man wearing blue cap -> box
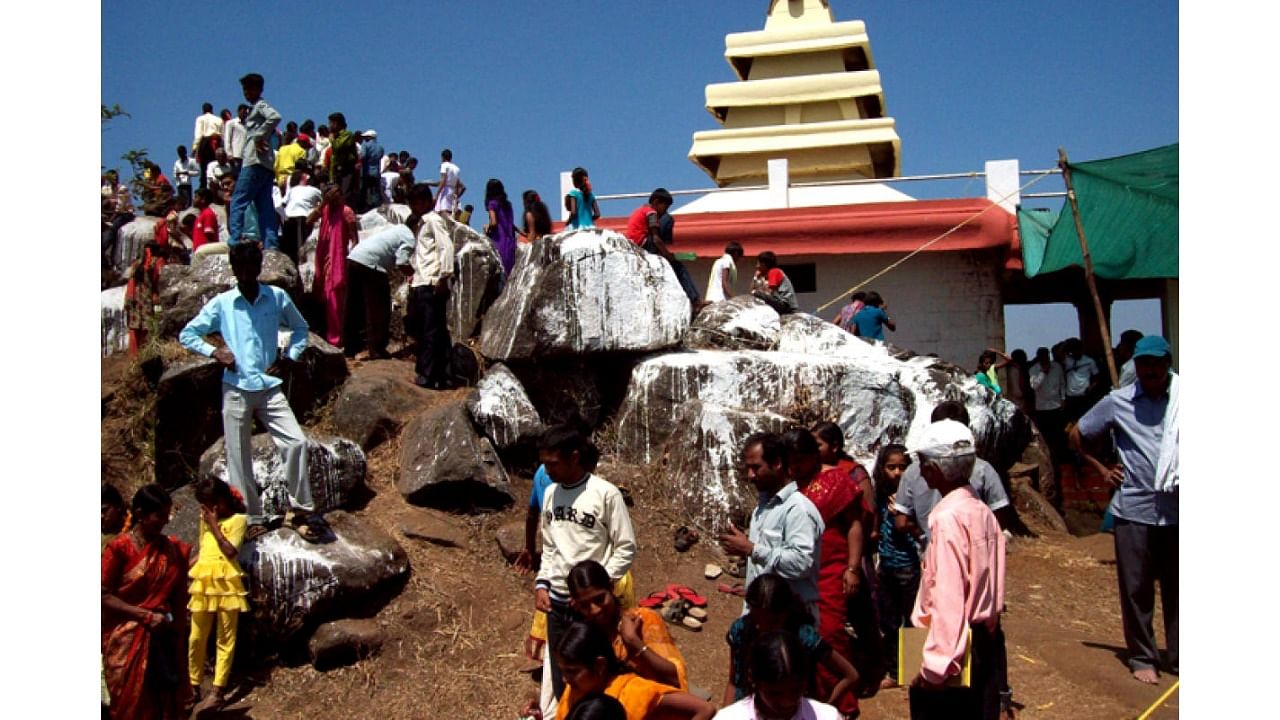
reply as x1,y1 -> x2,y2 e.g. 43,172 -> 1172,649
1070,336 -> 1178,686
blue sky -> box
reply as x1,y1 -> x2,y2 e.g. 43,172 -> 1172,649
100,0 -> 1177,350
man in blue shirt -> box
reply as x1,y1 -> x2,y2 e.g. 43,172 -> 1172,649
717,432 -> 823,617
1071,336 -> 1178,686
227,73 -> 282,249
179,241 -> 324,541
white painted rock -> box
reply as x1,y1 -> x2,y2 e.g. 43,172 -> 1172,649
660,400 -> 795,534
239,510 -> 409,643
466,363 -> 545,452
101,285 -> 128,357
448,222 -> 503,341
198,433 -> 368,517
479,228 -> 691,361
615,349 -> 914,468
112,216 -> 159,272
685,296 -> 781,351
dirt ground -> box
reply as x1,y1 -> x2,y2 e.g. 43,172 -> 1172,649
103,356 -> 1178,719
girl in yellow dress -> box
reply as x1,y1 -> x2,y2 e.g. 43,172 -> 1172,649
187,477 -> 250,714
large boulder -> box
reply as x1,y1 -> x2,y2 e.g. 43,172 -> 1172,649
466,363 -> 545,456
155,249 -> 302,339
331,360 -> 437,450
398,400 -> 514,513
112,216 -> 159,272
684,296 -> 781,351
198,433 -> 367,517
102,285 -> 128,357
659,401 -> 795,533
152,333 -> 349,489
479,228 -> 691,361
614,349 -> 915,468
239,511 -> 409,643
508,360 -> 610,429
448,228 -> 504,340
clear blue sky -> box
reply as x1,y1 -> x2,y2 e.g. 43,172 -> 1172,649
100,0 -> 1177,350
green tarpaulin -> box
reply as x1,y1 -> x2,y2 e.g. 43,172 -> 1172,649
1019,144 -> 1178,279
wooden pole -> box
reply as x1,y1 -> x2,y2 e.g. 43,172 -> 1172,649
1058,148 -> 1120,388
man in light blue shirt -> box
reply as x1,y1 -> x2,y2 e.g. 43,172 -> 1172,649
180,241 -> 322,540
1072,336 -> 1177,685
718,432 -> 823,615
344,221 -> 416,359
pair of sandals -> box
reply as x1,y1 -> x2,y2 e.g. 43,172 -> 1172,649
660,598 -> 708,632
244,513 -> 328,543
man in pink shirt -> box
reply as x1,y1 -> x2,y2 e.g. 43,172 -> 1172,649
908,420 -> 1006,720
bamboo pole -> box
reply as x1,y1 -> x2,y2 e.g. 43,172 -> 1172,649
1058,148 -> 1120,388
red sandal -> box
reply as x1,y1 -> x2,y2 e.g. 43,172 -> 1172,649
666,583 -> 707,607
638,590 -> 671,609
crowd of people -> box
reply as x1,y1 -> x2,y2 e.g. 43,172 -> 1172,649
101,71 -> 1179,719
506,411 -> 1018,720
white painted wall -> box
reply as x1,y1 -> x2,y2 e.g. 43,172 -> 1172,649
685,250 -> 1006,367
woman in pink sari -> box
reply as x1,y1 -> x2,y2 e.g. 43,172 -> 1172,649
309,185 -> 357,345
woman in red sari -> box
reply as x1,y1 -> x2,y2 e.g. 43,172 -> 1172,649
308,184 -> 357,346
102,484 -> 191,720
782,428 -> 862,717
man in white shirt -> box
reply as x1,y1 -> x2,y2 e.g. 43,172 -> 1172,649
192,102 -> 223,190
432,148 -> 465,217
223,104 -> 249,173
206,148 -> 233,187
1029,346 -> 1068,498
1063,337 -> 1102,421
173,145 -> 201,209
704,242 -> 744,303
406,183 -> 456,389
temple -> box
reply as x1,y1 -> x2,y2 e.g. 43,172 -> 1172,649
581,0 -> 1175,366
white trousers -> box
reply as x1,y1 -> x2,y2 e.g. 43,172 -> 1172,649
221,384 -> 312,523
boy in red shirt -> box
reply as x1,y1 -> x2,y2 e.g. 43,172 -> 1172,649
750,251 -> 799,314
624,188 -> 699,305
193,189 -> 221,252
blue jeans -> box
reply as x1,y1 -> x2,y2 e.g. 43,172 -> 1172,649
228,163 -> 278,248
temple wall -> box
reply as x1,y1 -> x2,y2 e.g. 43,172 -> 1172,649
686,249 -> 1006,367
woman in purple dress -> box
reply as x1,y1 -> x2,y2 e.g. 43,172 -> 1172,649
484,178 -> 517,276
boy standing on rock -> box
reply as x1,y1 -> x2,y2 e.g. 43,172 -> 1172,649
533,426 -> 637,703
179,241 -> 325,542
405,183 -> 455,389
227,74 -> 281,249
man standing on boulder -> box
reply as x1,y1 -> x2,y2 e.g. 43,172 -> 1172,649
179,241 -> 326,542
193,102 -> 223,191
718,432 -> 823,618
227,74 -> 281,249
1071,336 -> 1178,686
404,183 -> 455,389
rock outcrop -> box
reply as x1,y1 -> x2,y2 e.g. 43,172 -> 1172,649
239,511 -> 409,643
479,229 -> 690,361
111,216 -> 159,273
659,400 -> 795,533
156,249 -> 302,339
331,360 -> 436,450
448,223 -> 504,340
397,400 -> 514,512
684,296 -> 781,351
198,433 -> 368,517
102,285 -> 128,357
466,363 -> 545,456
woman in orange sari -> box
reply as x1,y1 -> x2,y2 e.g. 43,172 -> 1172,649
566,560 -> 687,691
308,184 -> 357,346
552,623 -> 713,720
784,428 -> 862,717
102,484 -> 191,720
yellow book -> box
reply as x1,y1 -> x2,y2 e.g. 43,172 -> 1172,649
899,626 -> 973,688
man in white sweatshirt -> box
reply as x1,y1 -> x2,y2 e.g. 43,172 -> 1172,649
533,425 -> 637,701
